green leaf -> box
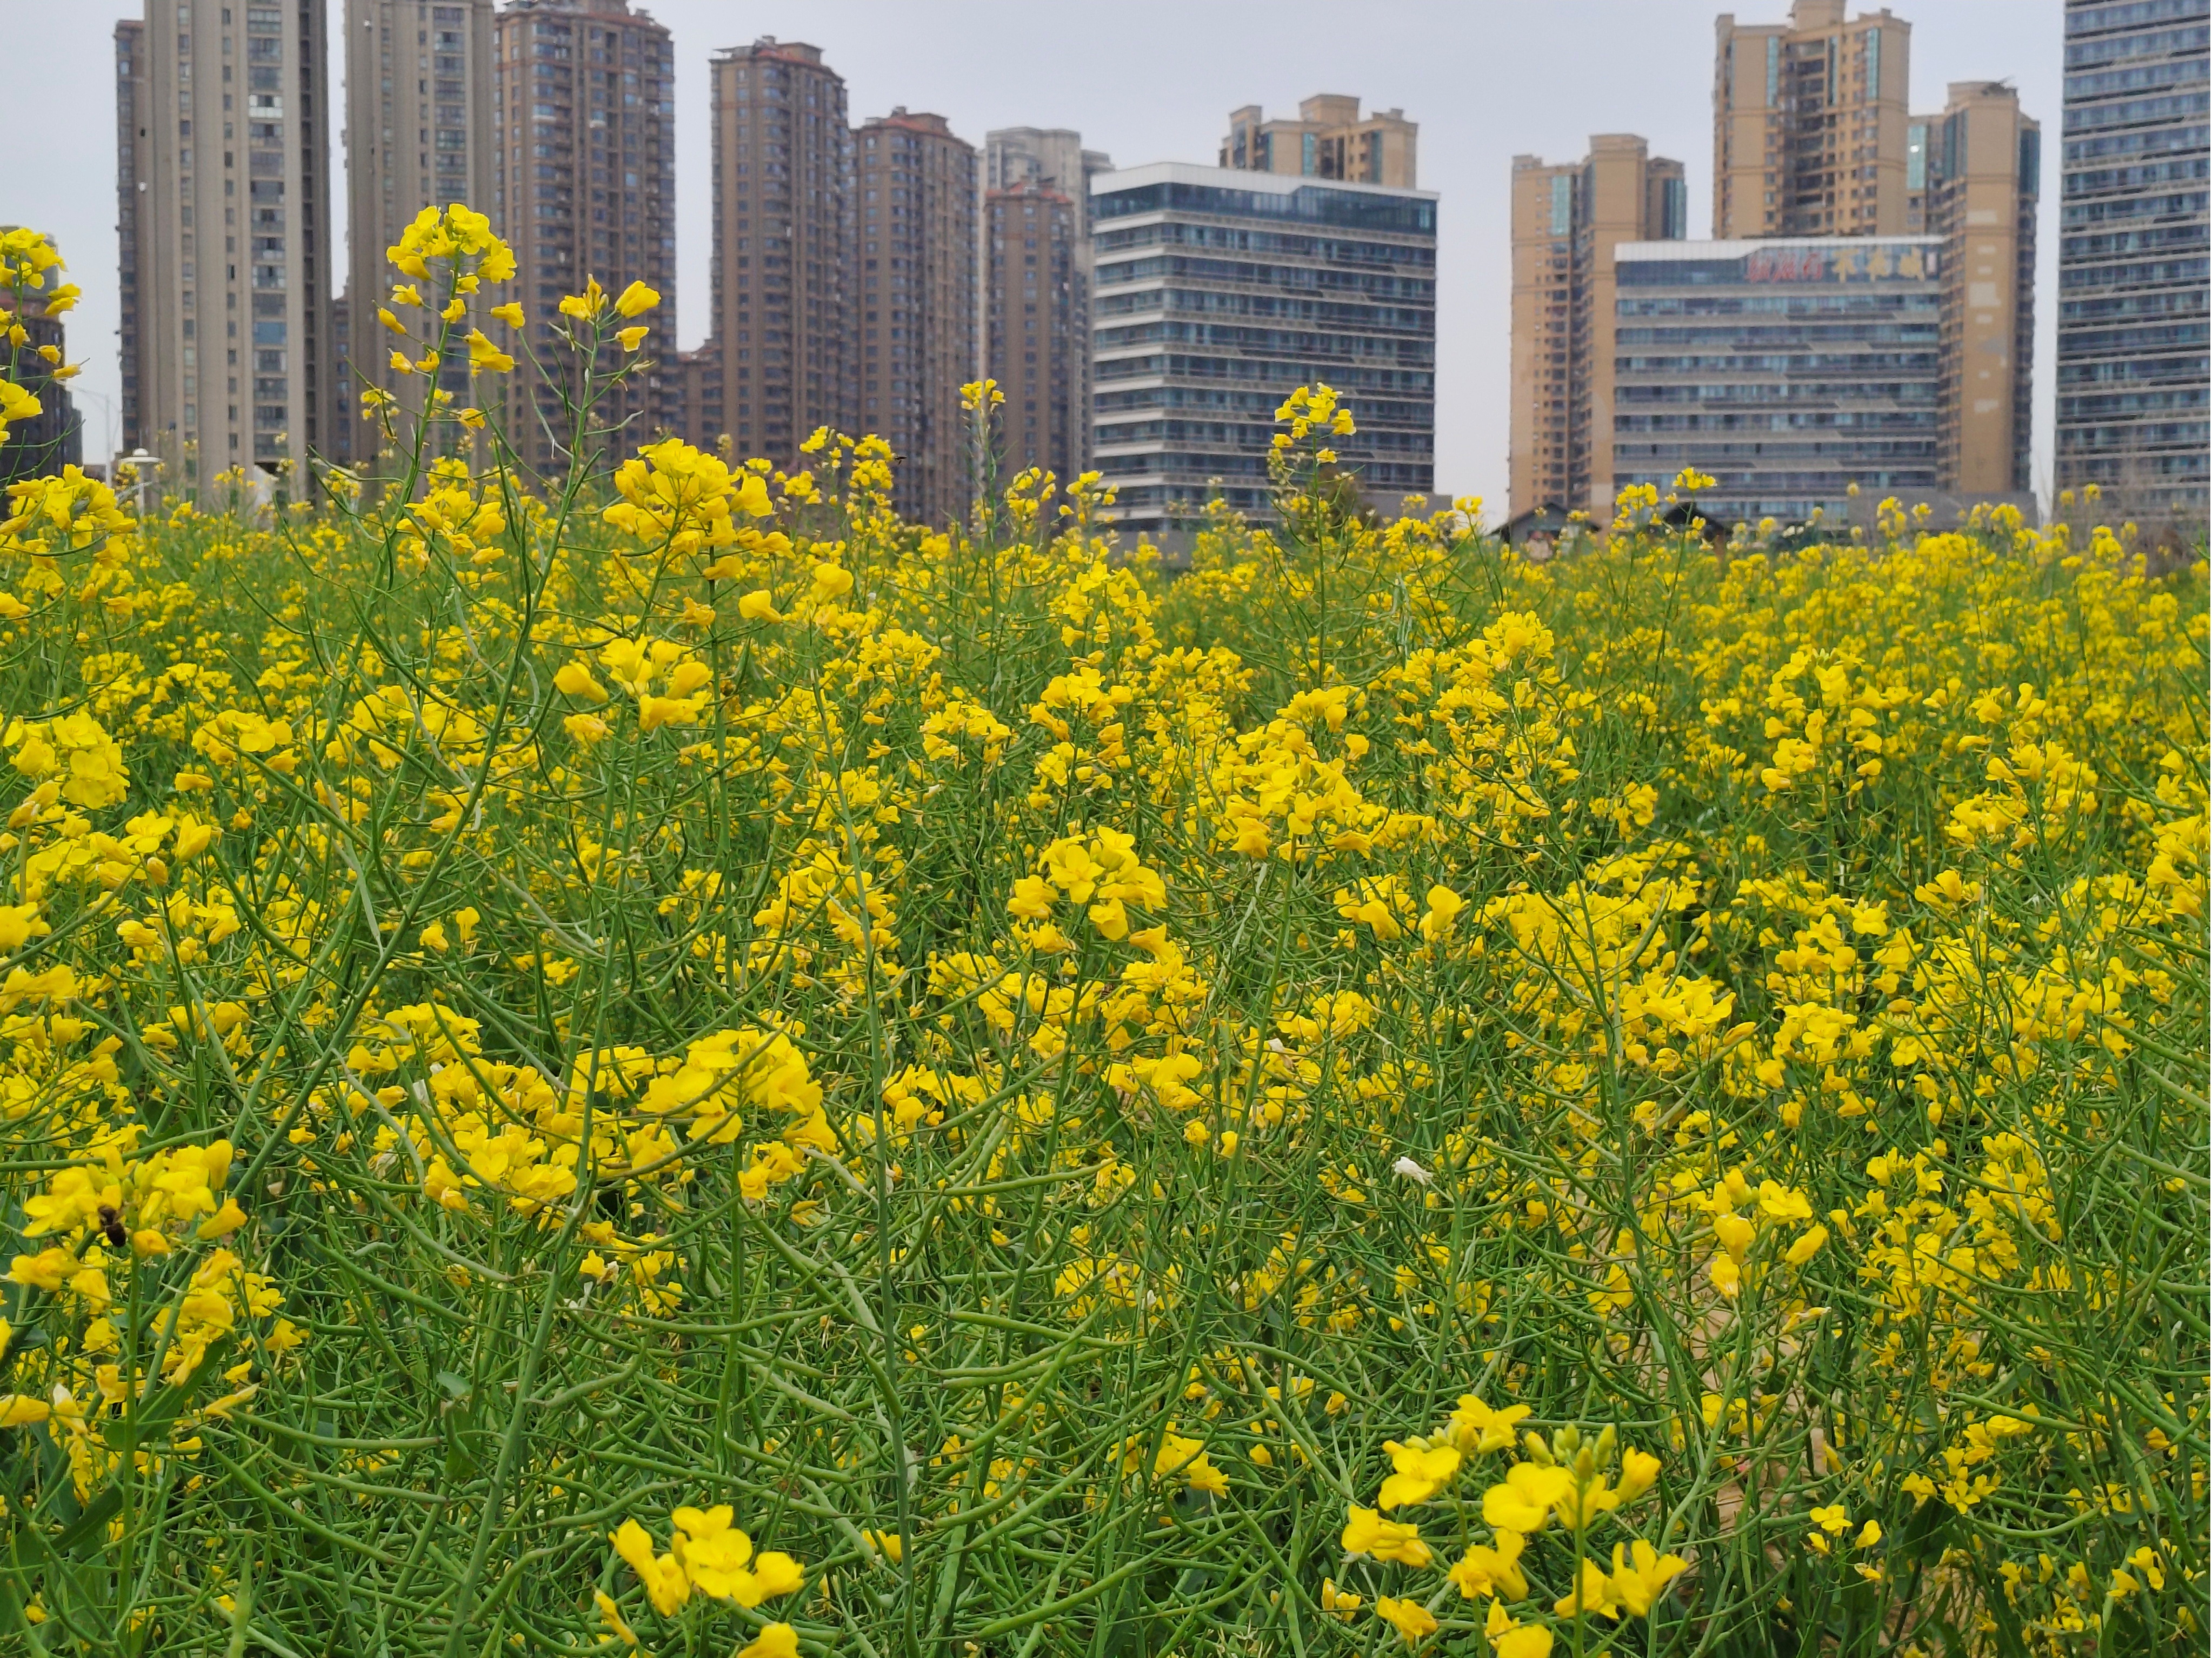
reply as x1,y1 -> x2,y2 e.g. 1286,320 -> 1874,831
50,1487 -> 122,1558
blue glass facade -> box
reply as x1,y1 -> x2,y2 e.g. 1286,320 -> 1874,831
2057,0 -> 2210,517
1088,165 -> 1436,532
1610,239 -> 1944,523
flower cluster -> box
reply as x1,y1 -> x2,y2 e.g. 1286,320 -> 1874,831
1334,1412 -> 1681,1653
0,210 -> 2196,1655
609,1500 -> 807,1648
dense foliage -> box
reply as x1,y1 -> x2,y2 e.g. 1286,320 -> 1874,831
0,216 -> 2204,1658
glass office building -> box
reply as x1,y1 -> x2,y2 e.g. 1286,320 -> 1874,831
2056,0 -> 2209,520
1610,237 -> 1944,524
1088,162 -> 1436,534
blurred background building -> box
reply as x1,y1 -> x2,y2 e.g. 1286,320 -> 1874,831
341,0 -> 496,469
983,178 -> 1082,491
1714,1 -> 1915,237
1925,81 -> 2040,504
983,128 -> 1109,486
1609,236 -> 1943,523
705,37 -> 852,471
856,107 -> 975,524
482,0 -> 675,478
1221,95 -> 1418,189
1508,138 -> 1687,517
0,231 -> 86,488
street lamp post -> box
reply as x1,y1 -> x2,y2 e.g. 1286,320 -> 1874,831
118,449 -> 162,521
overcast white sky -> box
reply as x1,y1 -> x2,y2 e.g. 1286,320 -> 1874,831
4,0 -> 2066,511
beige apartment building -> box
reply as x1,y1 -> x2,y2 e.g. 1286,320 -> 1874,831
488,0 -> 675,478
115,1 -> 338,490
1221,95 -> 1417,189
986,129 -> 1111,199
855,109 -> 977,524
1924,82 -> 2038,493
1508,138 -> 1687,516
342,0 -> 495,465
984,179 -> 1082,487
1715,0 -> 1914,238
707,38 -> 854,469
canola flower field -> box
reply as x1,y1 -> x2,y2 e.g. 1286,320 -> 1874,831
0,211 -> 2204,1658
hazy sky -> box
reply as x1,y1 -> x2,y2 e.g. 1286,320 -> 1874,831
4,0 -> 2066,512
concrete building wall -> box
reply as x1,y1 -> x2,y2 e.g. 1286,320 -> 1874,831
121,0 -> 336,492
1715,2 -> 1914,240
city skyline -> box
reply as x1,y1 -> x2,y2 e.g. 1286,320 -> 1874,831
10,0 -> 2068,514
1509,0 -> 2049,528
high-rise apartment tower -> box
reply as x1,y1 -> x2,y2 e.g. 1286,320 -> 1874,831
1518,7 -> 2036,524
1501,2 -> 2035,525
672,337 -> 722,453
116,18 -> 149,454
1924,81 -> 2040,496
343,0 -> 496,464
1090,158 -> 1437,535
987,129 -> 1112,199
489,0 -> 675,477
1715,1 -> 1914,238
984,179 -> 1082,488
855,108 -> 976,524
983,128 -> 1110,482
1508,137 -> 1687,515
116,0 -> 336,490
1221,96 -> 1418,189
2056,0 -> 2209,523
708,38 -> 853,468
